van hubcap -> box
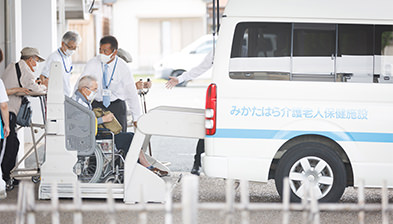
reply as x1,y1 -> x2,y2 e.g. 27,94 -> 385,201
288,156 -> 334,200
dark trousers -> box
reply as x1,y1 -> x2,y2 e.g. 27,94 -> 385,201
92,99 -> 128,133
114,132 -> 134,155
193,139 -> 205,167
97,131 -> 134,156
1,112 -> 19,181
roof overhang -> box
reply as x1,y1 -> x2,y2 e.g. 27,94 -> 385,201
60,0 -> 117,20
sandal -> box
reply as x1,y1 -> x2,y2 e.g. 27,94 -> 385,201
149,167 -> 169,177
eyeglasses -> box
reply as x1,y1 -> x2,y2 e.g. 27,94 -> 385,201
85,86 -> 97,93
65,42 -> 78,51
99,47 -> 114,55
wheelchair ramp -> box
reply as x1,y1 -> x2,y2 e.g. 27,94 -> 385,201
124,106 -> 204,203
40,62 -> 204,203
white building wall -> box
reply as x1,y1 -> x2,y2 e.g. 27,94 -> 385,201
21,0 -> 57,144
3,0 -> 23,65
112,0 -> 207,71
22,0 -> 57,72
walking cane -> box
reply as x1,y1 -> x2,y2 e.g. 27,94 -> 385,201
137,78 -> 152,156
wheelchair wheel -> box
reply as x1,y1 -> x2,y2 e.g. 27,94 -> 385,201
104,175 -> 122,184
78,145 -> 104,183
32,175 -> 40,183
103,165 -> 123,184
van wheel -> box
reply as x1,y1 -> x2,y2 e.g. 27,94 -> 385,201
170,70 -> 189,87
274,142 -> 346,202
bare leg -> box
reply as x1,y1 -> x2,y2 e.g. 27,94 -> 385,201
138,150 -> 151,167
138,150 -> 169,177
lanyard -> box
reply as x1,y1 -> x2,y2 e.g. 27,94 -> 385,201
102,57 -> 118,89
57,49 -> 73,73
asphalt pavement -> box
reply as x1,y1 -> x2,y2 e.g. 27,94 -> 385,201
2,172 -> 393,224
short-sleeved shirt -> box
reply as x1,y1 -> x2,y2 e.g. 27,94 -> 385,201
0,60 -> 46,115
41,49 -> 73,96
81,55 -> 142,121
0,80 -> 9,104
0,80 -> 9,139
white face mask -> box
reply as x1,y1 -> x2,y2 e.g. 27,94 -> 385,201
30,60 -> 38,72
86,90 -> 97,103
100,52 -> 113,64
65,49 -> 75,57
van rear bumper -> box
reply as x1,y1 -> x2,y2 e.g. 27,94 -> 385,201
202,154 -> 271,182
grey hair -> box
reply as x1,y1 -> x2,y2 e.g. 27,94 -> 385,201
78,75 -> 97,90
62,31 -> 82,45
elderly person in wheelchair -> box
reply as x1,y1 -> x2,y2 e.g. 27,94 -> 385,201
70,75 -> 168,183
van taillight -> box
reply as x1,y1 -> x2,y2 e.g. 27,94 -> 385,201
205,83 -> 217,135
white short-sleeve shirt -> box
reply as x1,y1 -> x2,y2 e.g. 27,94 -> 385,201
81,55 -> 142,121
0,80 -> 9,103
41,49 -> 73,96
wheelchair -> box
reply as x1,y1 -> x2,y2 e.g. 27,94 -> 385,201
73,130 -> 127,183
65,96 -> 127,184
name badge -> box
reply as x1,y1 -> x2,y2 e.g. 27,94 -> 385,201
103,89 -> 111,97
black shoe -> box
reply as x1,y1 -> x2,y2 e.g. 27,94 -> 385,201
5,179 -> 14,191
190,164 -> 201,176
13,179 -> 20,186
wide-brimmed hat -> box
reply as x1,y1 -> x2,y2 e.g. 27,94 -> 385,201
21,47 -> 45,62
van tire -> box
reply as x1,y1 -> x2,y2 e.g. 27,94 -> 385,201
274,142 -> 346,202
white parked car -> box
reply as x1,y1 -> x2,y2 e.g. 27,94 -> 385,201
154,34 -> 216,86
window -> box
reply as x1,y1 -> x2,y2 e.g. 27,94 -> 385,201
293,24 -> 336,56
231,22 -> 291,58
229,22 -> 393,83
375,26 -> 393,79
375,26 -> 393,56
338,25 -> 373,56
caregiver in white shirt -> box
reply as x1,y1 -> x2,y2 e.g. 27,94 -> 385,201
40,31 -> 81,96
81,35 -> 141,132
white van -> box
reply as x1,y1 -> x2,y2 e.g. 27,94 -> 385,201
203,0 -> 393,202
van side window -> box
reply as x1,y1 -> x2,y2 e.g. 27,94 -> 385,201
229,22 -> 393,83
338,25 -> 373,56
293,23 -> 335,57
375,26 -> 393,56
231,22 -> 291,58
375,26 -> 393,81
229,22 -> 292,81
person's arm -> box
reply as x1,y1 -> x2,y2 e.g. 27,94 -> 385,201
124,68 -> 142,123
98,113 -> 114,125
0,102 -> 10,138
20,68 -> 46,93
39,75 -> 49,87
166,51 -> 214,89
40,54 -> 53,87
6,87 -> 31,96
